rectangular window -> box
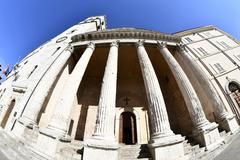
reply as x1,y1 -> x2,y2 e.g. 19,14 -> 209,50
217,41 -> 231,49
197,47 -> 208,56
213,63 -> 225,73
234,54 -> 240,62
238,54 -> 240,59
221,41 -> 231,49
0,88 -> 6,100
185,37 -> 193,43
204,32 -> 212,37
27,65 -> 38,79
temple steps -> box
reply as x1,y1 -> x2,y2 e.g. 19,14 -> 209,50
0,128 -> 235,160
183,139 -> 205,160
118,144 -> 151,160
183,130 -> 233,160
219,130 -> 231,143
55,140 -> 83,160
0,129 -> 45,160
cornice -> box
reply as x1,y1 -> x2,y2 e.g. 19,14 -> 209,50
173,25 -> 216,37
71,28 -> 181,43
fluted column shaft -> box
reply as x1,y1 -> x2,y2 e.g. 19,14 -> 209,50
158,42 -> 210,130
18,46 -> 74,128
93,42 -> 118,139
136,41 -> 173,138
42,43 -> 95,138
178,45 -> 230,120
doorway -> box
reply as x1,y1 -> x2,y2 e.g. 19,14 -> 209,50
119,112 -> 137,144
1,99 -> 15,128
229,82 -> 240,107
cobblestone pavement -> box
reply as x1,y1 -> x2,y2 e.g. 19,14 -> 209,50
214,133 -> 240,160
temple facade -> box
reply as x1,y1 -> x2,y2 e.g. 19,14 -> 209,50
0,16 -> 240,160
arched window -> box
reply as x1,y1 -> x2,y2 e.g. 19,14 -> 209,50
27,65 -> 38,79
51,47 -> 61,56
0,88 -> 6,100
229,82 -> 240,107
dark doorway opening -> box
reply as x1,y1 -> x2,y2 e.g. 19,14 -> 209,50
1,99 -> 15,128
229,82 -> 240,107
119,112 -> 137,144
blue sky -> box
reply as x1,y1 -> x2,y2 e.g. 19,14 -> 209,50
0,0 -> 240,80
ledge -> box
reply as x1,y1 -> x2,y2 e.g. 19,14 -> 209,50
71,28 -> 181,43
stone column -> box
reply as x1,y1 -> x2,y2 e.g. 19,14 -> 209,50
178,44 -> 239,133
158,42 -> 221,149
136,40 -> 184,160
18,46 -> 74,128
84,41 -> 118,160
40,43 -> 95,140
93,41 -> 118,139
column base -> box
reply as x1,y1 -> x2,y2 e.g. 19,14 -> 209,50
83,136 -> 118,160
39,126 -> 71,142
11,120 -> 26,138
34,133 -> 59,159
218,114 -> 239,134
18,116 -> 37,129
11,121 -> 39,145
193,122 -> 222,150
148,134 -> 184,160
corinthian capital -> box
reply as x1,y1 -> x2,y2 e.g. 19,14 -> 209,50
66,45 -> 74,53
110,41 -> 119,47
87,42 -> 95,50
177,43 -> 187,52
136,40 -> 145,48
157,41 -> 167,49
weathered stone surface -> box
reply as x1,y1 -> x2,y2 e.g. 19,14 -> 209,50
83,41 -> 119,160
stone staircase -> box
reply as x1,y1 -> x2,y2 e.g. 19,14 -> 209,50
183,139 -> 205,160
0,129 -> 46,160
183,130 -> 233,160
219,130 -> 231,143
118,144 -> 151,160
0,128 -> 235,160
55,140 -> 83,160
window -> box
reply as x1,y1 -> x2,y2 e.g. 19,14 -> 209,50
217,41 -> 231,49
51,47 -> 61,56
27,65 -> 38,79
13,74 -> 19,82
71,29 -> 77,33
56,36 -> 67,43
238,54 -> 240,60
197,47 -> 208,56
203,32 -> 213,37
81,35 -> 85,40
234,54 -> 240,62
185,37 -> 193,43
221,41 -> 231,49
0,88 -> 6,99
213,63 -> 225,73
